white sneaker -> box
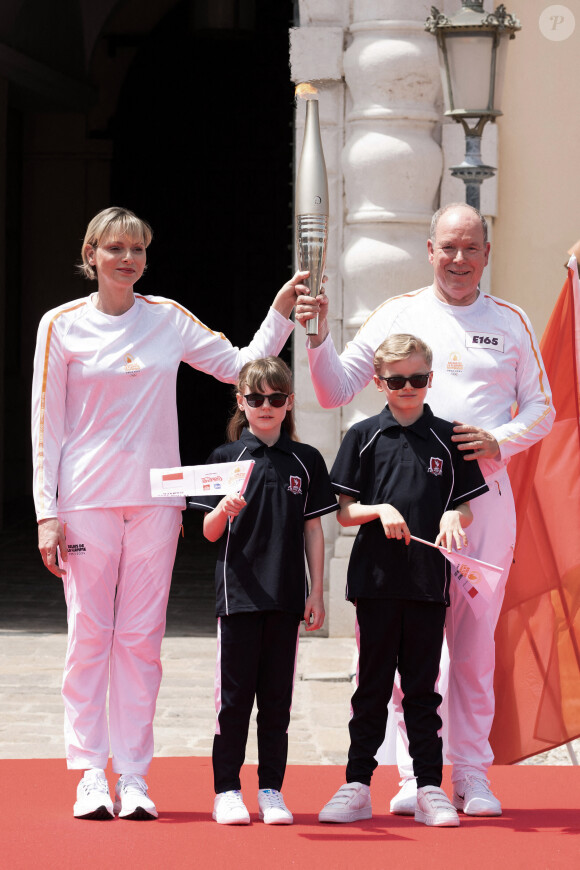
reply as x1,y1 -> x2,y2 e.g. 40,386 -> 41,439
213,790 -> 251,825
318,782 -> 372,823
453,774 -> 502,816
73,768 -> 114,820
257,789 -> 293,825
114,774 -> 158,820
389,777 -> 417,815
415,786 -> 460,827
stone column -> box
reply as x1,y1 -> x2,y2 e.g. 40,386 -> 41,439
290,2 -> 349,636
291,1 -> 444,635
334,2 -> 444,635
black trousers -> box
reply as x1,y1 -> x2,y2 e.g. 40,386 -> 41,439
346,598 -> 446,789
212,610 -> 301,794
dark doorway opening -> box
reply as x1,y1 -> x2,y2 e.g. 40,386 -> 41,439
108,0 -> 295,630
110,0 -> 295,470
2,0 -> 295,635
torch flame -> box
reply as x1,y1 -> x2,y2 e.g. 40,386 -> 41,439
295,83 -> 318,100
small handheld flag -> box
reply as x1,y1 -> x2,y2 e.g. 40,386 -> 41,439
150,460 -> 254,498
410,535 -> 503,619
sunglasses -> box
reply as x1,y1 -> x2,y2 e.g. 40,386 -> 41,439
377,373 -> 431,390
243,392 -> 289,408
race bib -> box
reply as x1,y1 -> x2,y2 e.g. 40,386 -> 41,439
465,332 -> 505,353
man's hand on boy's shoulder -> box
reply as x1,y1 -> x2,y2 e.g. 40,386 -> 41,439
377,504 -> 410,545
451,421 -> 500,461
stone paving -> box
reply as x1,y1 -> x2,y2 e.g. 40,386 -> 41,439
0,513 -> 357,765
0,512 -> 577,767
0,630 -> 358,765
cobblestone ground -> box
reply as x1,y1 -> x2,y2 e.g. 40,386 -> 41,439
0,631 -> 358,765
0,512 -> 356,765
1,512 -> 577,766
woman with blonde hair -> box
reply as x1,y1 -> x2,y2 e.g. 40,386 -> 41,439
31,206 -> 303,821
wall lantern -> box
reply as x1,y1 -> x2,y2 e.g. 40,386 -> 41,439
425,2 -> 521,209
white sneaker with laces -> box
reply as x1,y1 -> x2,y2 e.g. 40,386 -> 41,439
73,768 -> 114,820
389,777 -> 417,815
318,782 -> 372,823
415,786 -> 460,827
257,789 -> 293,825
213,790 -> 251,825
453,774 -> 502,816
114,774 -> 158,820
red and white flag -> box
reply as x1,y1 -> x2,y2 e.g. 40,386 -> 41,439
490,257 -> 580,764
411,535 -> 503,618
150,459 -> 254,498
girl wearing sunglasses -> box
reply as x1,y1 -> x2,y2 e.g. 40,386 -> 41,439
189,357 -> 337,826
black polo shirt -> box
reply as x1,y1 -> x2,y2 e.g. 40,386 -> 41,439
330,404 -> 488,605
188,428 -> 338,616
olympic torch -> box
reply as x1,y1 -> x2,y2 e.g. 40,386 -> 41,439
295,88 -> 329,336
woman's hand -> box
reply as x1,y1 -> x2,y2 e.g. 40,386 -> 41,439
271,270 -> 312,319
38,518 -> 67,577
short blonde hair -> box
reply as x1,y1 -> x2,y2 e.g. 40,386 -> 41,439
78,206 -> 153,280
373,334 -> 432,373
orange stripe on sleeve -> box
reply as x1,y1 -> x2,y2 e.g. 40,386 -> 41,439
36,302 -> 86,516
354,287 -> 430,338
134,295 -> 227,340
486,297 -> 554,445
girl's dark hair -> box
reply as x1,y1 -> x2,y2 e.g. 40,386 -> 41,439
227,357 -> 297,443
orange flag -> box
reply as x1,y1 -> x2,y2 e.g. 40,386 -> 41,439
490,260 -> 580,763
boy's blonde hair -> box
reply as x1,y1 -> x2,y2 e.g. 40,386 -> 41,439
79,206 -> 153,280
227,357 -> 297,443
373,334 -> 433,373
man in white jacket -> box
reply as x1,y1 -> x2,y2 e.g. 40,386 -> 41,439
295,203 -> 554,818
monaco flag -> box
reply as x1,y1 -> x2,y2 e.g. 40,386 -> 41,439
490,257 -> 580,764
444,549 -> 503,617
410,535 -> 503,618
150,460 -> 254,499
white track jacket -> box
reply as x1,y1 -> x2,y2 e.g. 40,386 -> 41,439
32,294 -> 294,519
308,285 -> 554,477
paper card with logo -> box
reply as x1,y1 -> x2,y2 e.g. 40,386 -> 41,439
150,460 -> 254,498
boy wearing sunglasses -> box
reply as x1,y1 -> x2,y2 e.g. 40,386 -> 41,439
319,334 -> 488,828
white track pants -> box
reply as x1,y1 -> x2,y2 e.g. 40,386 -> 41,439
380,467 -> 516,782
59,506 -> 182,774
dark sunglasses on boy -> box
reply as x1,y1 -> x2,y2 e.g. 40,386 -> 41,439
377,373 -> 432,390
243,392 -> 289,408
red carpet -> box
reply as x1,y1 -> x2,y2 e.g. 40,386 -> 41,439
2,759 -> 578,869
